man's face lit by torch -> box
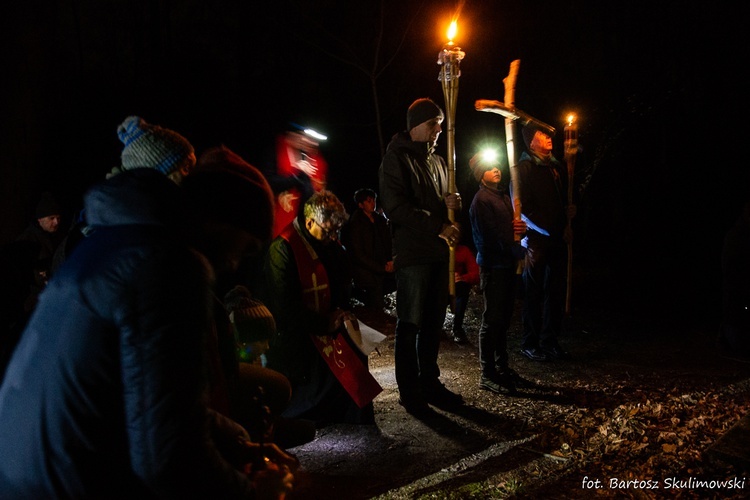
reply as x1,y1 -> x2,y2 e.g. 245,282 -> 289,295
530,130 -> 553,157
409,116 -> 443,149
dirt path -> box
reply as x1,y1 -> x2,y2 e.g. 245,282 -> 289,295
284,294 -> 750,499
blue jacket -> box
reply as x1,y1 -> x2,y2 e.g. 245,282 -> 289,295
0,170 -> 255,499
469,183 -> 524,270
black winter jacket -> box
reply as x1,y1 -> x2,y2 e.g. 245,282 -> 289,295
378,132 -> 451,269
340,208 -> 391,287
513,151 -> 568,241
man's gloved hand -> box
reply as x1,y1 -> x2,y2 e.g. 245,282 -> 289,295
443,192 -> 462,212
439,223 -> 461,247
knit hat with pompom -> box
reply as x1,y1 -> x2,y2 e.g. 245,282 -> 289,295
117,115 -> 194,176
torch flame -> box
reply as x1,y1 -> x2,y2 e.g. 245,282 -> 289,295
447,20 -> 457,42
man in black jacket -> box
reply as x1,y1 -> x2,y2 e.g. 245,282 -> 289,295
15,192 -> 64,301
514,125 -> 576,362
378,98 -> 463,417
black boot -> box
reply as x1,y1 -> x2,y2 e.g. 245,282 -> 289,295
503,367 -> 534,388
495,370 -> 518,395
452,328 -> 468,345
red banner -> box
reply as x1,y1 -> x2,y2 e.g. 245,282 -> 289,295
282,221 -> 382,407
310,333 -> 382,408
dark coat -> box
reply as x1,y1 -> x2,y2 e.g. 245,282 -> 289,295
15,221 -> 63,269
0,170 -> 255,499
15,221 -> 64,306
378,132 -> 451,269
513,151 -> 568,243
340,208 -> 392,288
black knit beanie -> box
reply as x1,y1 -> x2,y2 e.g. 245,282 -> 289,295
406,98 -> 444,131
35,192 -> 62,218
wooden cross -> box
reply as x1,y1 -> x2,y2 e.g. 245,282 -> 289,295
302,272 -> 328,312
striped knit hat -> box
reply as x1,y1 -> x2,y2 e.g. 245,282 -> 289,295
117,116 -> 194,176
224,285 -> 276,344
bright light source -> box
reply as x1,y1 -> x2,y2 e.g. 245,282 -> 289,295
481,148 -> 498,164
304,128 -> 328,141
566,114 -> 576,126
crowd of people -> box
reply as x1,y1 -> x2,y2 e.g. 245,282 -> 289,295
0,98 -> 580,497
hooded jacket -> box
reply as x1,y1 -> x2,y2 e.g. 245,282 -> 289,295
0,170 -> 255,499
378,131 -> 451,269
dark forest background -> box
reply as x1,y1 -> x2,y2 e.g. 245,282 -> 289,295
2,0 -> 747,330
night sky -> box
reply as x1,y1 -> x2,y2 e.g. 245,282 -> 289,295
2,0 -> 747,327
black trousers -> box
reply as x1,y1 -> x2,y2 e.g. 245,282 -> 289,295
521,238 -> 567,350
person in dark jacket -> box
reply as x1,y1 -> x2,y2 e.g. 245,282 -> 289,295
469,151 -> 528,394
378,97 -> 463,417
52,115 -> 197,276
4,194 -> 63,369
16,192 -> 63,261
340,188 -> 394,310
0,168 -> 295,499
514,125 -> 576,362
15,192 -> 64,304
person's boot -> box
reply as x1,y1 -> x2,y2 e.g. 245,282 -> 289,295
496,370 -> 518,395
479,374 -> 512,395
422,381 -> 464,409
503,367 -> 534,389
452,328 -> 468,345
398,396 -> 434,418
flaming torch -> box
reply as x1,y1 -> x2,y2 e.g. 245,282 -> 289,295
437,19 -> 465,299
564,113 -> 578,316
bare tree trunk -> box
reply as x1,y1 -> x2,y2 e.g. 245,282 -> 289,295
371,76 -> 385,157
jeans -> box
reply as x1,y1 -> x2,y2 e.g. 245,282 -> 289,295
394,262 -> 449,400
478,267 -> 517,377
